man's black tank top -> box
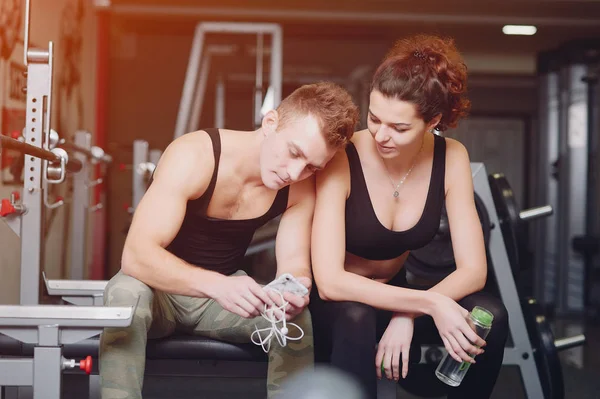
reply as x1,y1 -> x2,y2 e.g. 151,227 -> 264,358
166,128 -> 289,275
344,134 -> 446,260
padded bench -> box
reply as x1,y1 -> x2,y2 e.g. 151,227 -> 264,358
0,333 -> 268,362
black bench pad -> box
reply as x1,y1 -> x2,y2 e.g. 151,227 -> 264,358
0,333 -> 268,362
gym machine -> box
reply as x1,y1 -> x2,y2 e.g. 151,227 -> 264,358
535,39 -> 600,318
59,130 -> 112,280
119,139 -> 162,215
0,2 -> 135,398
174,21 -> 283,138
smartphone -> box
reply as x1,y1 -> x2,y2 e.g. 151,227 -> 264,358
265,273 -> 309,296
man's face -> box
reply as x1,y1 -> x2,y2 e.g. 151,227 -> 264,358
260,113 -> 334,190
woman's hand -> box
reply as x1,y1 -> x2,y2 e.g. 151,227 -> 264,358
429,293 -> 486,363
376,313 -> 414,381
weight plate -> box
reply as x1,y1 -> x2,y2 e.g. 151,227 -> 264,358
488,173 -> 523,277
406,192 -> 491,276
522,297 -> 564,399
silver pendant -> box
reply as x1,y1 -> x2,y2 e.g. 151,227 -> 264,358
393,191 -> 399,198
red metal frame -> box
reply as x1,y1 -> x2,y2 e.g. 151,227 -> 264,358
90,10 -> 110,280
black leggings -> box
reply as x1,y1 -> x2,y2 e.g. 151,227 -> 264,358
309,273 -> 509,399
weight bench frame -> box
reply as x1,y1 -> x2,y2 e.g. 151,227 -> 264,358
0,304 -> 135,399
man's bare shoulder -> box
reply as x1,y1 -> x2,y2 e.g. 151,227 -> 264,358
287,175 -> 315,209
153,130 -> 216,199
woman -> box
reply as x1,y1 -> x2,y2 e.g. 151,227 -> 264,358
310,34 -> 508,399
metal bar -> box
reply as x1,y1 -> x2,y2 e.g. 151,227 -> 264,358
94,4 -> 600,28
582,70 -> 598,315
69,132 -> 91,280
0,135 -> 59,163
174,24 -> 206,139
59,139 -> 96,160
44,274 -> 108,295
189,51 -> 211,132
33,347 -> 61,399
0,359 -> 33,386
23,0 -> 31,65
519,205 -> 553,221
269,25 -> 282,111
215,76 -> 225,128
189,45 -> 235,132
185,22 -> 283,34
89,375 -> 101,399
554,334 -> 586,351
254,33 -> 264,127
132,140 -> 148,209
0,305 -> 133,328
20,50 -> 50,305
148,150 -> 162,167
558,64 -> 588,314
90,146 -> 112,164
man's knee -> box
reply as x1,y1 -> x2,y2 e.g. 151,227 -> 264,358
292,307 -> 313,334
104,271 -> 155,328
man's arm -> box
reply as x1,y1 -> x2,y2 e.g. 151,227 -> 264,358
427,139 -> 487,300
121,132 -> 274,318
120,132 -> 223,297
274,175 -> 316,284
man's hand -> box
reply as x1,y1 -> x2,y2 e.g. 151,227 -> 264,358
210,275 -> 275,319
267,276 -> 311,321
376,313 -> 414,381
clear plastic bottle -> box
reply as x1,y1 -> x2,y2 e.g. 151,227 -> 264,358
435,306 -> 493,387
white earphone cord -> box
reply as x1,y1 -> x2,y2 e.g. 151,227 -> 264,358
251,289 -> 304,353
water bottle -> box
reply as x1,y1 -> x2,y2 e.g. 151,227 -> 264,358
435,306 -> 493,387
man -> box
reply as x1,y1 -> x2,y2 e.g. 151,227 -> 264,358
99,82 -> 359,399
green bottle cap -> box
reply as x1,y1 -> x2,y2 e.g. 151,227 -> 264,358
470,306 -> 494,327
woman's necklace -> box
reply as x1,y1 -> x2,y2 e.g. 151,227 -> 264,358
381,138 -> 424,198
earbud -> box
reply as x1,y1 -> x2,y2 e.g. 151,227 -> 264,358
251,288 -> 304,353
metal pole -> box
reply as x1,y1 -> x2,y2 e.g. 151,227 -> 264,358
0,136 -> 60,163
132,140 -> 149,209
582,68 -> 598,317
215,76 -> 225,128
69,131 -> 92,280
270,25 -> 283,111
149,149 -> 162,168
174,24 -> 206,139
189,52 -> 211,132
254,33 -> 264,128
189,45 -> 235,132
20,42 -> 53,305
